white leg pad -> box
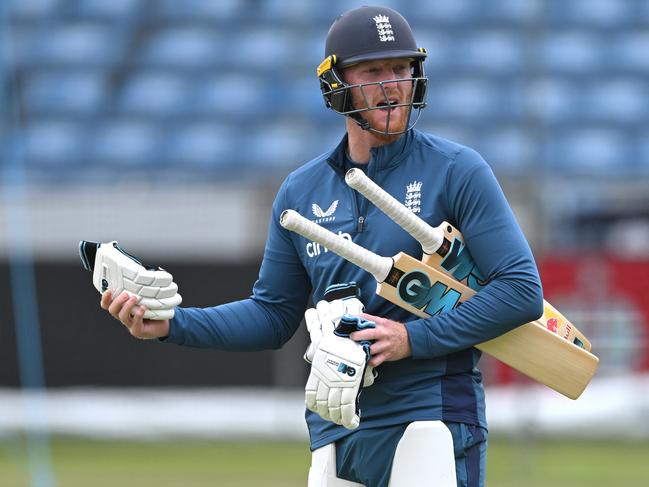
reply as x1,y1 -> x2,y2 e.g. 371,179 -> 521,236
388,421 -> 456,487
308,421 -> 456,487
308,443 -> 364,487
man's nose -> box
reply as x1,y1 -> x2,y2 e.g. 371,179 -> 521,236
382,78 -> 401,92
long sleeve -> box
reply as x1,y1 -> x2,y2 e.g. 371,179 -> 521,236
405,148 -> 544,358
163,176 -> 311,351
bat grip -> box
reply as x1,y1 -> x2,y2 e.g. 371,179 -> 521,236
345,169 -> 443,254
280,210 -> 393,282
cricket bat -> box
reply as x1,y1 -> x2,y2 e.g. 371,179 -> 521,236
345,168 -> 591,351
280,209 -> 598,400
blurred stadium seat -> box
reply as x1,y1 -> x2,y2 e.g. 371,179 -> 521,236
545,129 -> 631,174
139,28 -> 222,68
244,121 -> 311,169
71,0 -> 141,19
526,78 -> 583,122
116,72 -> 189,117
256,0 -> 314,22
612,32 -> 649,72
224,28 -> 296,70
541,33 -> 604,73
480,0 -> 541,22
451,32 -> 525,73
188,73 -> 270,118
162,122 -> 234,169
409,32 -> 450,72
413,0 -> 475,23
288,77 -> 325,115
473,129 -> 536,172
155,0 -> 243,21
426,79 -> 523,120
4,0 -> 647,180
22,70 -> 106,114
7,0 -> 59,19
638,133 -> 649,170
20,23 -> 126,67
547,0 -> 636,27
89,119 -> 160,165
584,79 -> 649,123
23,121 -> 85,164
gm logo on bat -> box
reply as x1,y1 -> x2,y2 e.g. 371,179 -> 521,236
440,237 -> 487,292
397,270 -> 462,316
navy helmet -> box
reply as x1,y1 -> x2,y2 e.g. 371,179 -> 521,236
317,6 -> 428,135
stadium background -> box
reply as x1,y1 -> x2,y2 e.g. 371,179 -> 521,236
1,0 -> 648,485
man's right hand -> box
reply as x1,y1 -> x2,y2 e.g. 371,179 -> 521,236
101,290 -> 170,340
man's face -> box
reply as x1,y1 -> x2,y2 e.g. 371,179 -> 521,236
342,58 -> 414,135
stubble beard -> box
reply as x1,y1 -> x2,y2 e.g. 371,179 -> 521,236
351,88 -> 412,140
362,105 -> 411,142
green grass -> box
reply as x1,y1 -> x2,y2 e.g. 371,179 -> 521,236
487,437 -> 649,487
1,436 -> 648,486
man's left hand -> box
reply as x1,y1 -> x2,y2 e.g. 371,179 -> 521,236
350,313 -> 412,367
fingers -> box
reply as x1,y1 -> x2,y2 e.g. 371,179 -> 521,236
368,353 -> 387,368
106,291 -> 143,332
117,294 -> 139,324
349,316 -> 412,366
350,328 -> 378,342
358,311 -> 381,322
105,291 -> 130,317
100,290 -> 113,310
100,289 -> 170,339
124,304 -> 145,337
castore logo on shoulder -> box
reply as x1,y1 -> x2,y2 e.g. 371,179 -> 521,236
312,200 -> 339,224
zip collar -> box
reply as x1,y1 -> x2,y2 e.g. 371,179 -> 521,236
326,129 -> 415,174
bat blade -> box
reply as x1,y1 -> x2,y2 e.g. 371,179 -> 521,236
280,209 -> 598,400
345,168 -> 592,352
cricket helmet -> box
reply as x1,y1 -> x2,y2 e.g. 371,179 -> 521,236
317,6 -> 428,135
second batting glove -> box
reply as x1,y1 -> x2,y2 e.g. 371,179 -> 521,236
305,315 -> 376,430
303,282 -> 376,386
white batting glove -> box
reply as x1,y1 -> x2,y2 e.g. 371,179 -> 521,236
306,315 -> 375,430
79,240 -> 181,320
304,282 -> 364,362
303,282 -> 376,387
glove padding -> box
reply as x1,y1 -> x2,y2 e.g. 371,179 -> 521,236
79,240 -> 181,320
304,283 -> 376,387
305,315 -> 375,430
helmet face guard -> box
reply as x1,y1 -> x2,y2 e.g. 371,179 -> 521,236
318,55 -> 428,136
317,6 -> 429,136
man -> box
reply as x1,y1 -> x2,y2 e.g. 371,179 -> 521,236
99,6 -> 543,487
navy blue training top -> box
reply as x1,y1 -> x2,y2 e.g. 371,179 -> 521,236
164,129 -> 543,450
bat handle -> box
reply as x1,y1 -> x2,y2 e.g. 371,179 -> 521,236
280,210 -> 393,282
345,168 -> 443,254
